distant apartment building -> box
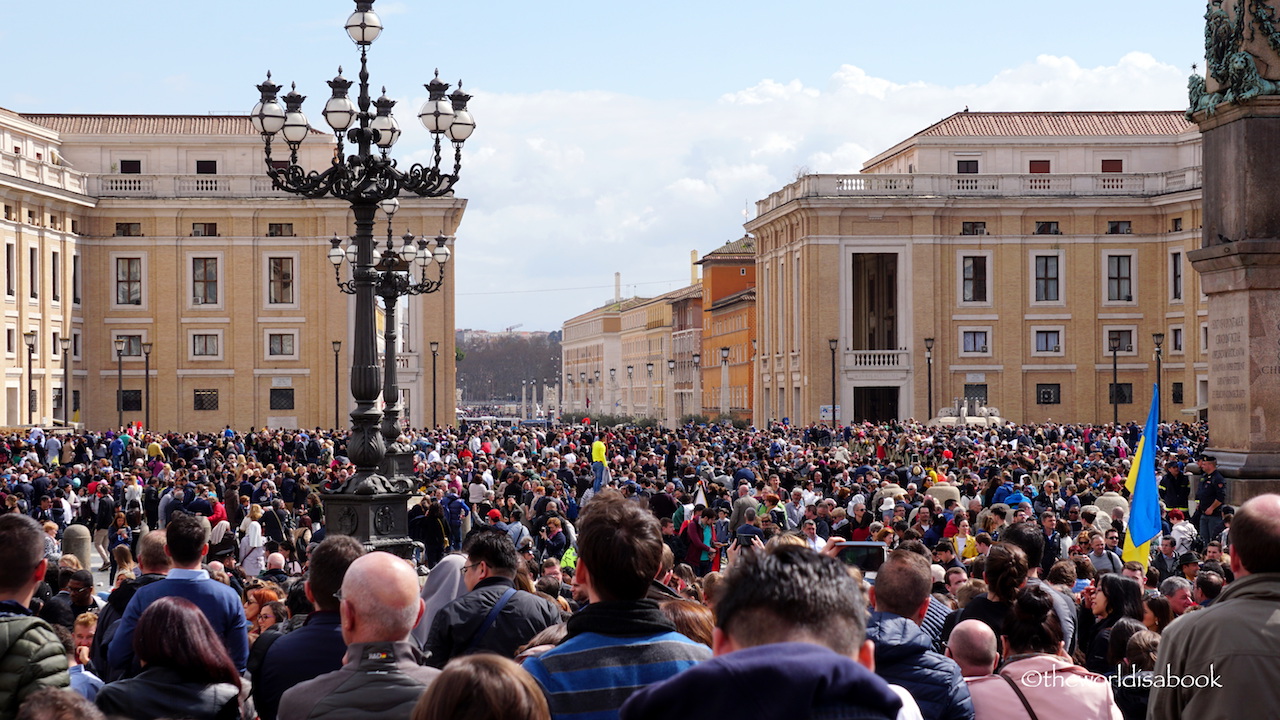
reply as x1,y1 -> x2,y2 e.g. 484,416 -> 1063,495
0,109 -> 463,431
748,111 -> 1203,425
698,236 -> 756,421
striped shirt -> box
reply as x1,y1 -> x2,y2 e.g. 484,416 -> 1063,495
524,631 -> 710,720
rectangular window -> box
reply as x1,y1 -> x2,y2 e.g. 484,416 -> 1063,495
72,332 -> 80,358
191,223 -> 217,237
119,160 -> 141,174
50,251 -> 59,302
267,223 -> 294,237
1034,330 -> 1061,353
1109,383 -> 1134,405
192,334 -> 219,356
114,223 -> 141,237
118,335 -> 142,356
28,248 -> 37,299
268,257 -> 294,304
51,332 -> 59,356
964,384 -> 989,404
1107,329 -> 1134,353
1034,221 -> 1060,235
5,328 -> 12,354
192,258 -> 217,304
194,389 -> 219,411
1201,324 -> 1210,353
269,388 -> 295,410
1171,252 -> 1183,300
961,221 -> 986,236
3,205 -> 11,221
962,330 -> 989,353
962,256 -> 987,302
119,389 -> 142,412
1172,382 -> 1184,404
1107,220 -> 1132,234
1172,217 -> 1183,232
1034,255 -> 1059,302
1036,384 -> 1061,404
1101,159 -> 1124,173
268,333 -> 295,356
72,255 -> 81,304
1172,327 -> 1184,352
116,258 -> 142,305
52,387 -> 63,412
1108,255 -> 1133,301
957,160 -> 978,173
1029,160 -> 1051,173
4,245 -> 12,296
72,390 -> 80,413
195,160 -> 217,174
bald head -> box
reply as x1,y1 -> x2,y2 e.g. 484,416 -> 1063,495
1231,493 -> 1280,577
266,552 -> 286,570
947,619 -> 998,677
340,552 -> 424,644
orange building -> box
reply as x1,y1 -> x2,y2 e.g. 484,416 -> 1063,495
698,236 -> 756,421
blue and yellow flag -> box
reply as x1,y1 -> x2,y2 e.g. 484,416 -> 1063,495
1122,385 -> 1161,567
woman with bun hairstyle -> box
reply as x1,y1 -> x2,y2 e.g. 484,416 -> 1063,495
965,585 -> 1123,719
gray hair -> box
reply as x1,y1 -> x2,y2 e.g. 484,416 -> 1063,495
1160,576 -> 1192,597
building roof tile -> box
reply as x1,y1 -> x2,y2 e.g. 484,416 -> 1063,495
18,114 -> 327,137
915,111 -> 1195,138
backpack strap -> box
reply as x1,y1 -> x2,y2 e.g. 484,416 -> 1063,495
464,587 -> 517,655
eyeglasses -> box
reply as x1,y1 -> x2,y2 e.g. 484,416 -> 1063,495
460,563 -> 479,575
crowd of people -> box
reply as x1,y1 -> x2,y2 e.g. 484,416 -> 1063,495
0,416 -> 1274,720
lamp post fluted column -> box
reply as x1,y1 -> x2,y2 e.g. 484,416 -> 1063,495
59,336 -> 71,427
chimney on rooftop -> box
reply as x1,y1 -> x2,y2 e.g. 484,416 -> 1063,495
615,272 -> 621,304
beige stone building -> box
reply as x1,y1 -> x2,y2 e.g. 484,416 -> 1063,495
0,109 -> 463,432
749,111 -> 1205,426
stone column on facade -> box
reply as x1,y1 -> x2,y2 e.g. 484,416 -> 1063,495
1187,0 -> 1280,501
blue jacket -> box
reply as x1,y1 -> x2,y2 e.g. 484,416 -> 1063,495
620,642 -> 901,720
108,569 -> 249,674
865,611 -> 973,720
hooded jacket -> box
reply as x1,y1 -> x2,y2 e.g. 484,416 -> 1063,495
1149,572 -> 1280,720
0,608 -> 68,720
619,642 -> 901,720
865,611 -> 974,720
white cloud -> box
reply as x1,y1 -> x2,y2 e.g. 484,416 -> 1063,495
427,53 -> 1186,330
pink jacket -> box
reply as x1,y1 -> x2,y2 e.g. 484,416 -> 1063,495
966,653 -> 1122,720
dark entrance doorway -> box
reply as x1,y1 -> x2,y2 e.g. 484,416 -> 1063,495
853,386 -> 899,423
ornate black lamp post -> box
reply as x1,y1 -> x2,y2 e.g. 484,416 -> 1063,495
251,0 -> 472,497
1109,335 -> 1122,426
141,342 -> 153,429
1153,332 -> 1164,423
59,336 -> 71,427
23,331 -> 35,426
923,337 -> 934,421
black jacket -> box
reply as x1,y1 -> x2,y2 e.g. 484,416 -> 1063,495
422,577 -> 560,668
95,665 -> 240,720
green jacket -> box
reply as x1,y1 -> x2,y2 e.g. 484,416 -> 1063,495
1149,572 -> 1280,720
0,613 -> 69,720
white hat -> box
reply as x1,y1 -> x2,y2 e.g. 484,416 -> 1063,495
879,497 -> 896,513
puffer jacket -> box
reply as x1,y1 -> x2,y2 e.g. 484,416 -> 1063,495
0,612 -> 69,720
866,611 -> 974,720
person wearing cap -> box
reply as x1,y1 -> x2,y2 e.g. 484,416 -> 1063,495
486,509 -> 507,534
1194,456 -> 1227,543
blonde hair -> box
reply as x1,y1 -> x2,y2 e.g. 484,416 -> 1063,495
249,504 -> 265,521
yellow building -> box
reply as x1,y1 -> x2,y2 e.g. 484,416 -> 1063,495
1,110 -> 463,431
749,111 -> 1204,425
697,237 -> 756,421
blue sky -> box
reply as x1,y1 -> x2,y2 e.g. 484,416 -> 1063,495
4,1 -> 1205,330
